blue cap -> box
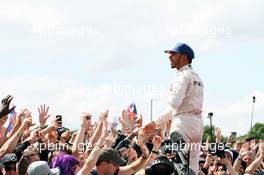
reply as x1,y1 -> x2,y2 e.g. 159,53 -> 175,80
165,43 -> 195,59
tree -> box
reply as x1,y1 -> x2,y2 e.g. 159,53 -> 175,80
202,125 -> 215,143
247,122 -> 264,140
202,125 -> 227,143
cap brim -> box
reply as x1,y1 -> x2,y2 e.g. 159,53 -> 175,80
50,167 -> 60,175
164,50 -> 177,54
116,157 -> 126,166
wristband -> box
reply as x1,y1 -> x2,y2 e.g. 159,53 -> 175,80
151,150 -> 159,154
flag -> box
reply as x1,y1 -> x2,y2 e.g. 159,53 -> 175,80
5,110 -> 16,133
127,102 -> 137,120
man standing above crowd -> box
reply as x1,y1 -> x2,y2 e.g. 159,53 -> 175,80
143,43 -> 204,174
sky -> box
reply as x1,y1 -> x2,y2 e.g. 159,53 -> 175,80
0,0 -> 263,136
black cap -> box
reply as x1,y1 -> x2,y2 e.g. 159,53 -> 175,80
0,153 -> 17,168
96,148 -> 126,166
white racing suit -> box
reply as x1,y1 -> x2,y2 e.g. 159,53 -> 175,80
155,64 -> 204,174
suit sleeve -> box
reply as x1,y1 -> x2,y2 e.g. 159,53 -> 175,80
155,73 -> 189,125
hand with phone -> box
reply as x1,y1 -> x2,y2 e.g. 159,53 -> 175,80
230,132 -> 237,139
56,115 -> 62,128
228,132 -> 237,144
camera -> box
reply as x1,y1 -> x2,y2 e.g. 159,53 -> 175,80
145,137 -> 195,175
209,143 -> 226,158
145,155 -> 174,175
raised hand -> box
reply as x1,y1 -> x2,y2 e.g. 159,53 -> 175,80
138,133 -> 150,159
203,154 -> 214,168
128,148 -> 138,163
214,127 -> 221,143
51,117 -> 60,130
80,112 -> 92,131
259,142 -> 264,158
142,122 -> 156,134
22,112 -> 32,130
0,95 -> 16,118
135,114 -> 143,128
38,104 -> 50,127
119,110 -> 126,124
138,128 -> 149,144
26,128 -> 41,144
101,110 -> 109,120
219,157 -> 231,166
239,143 -> 250,158
101,116 -> 108,139
152,135 -> 162,149
16,109 -> 30,126
15,110 -> 24,125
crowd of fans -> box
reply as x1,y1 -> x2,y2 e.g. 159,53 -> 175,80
0,95 -> 263,175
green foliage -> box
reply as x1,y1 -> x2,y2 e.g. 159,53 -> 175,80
203,123 -> 264,143
202,125 -> 215,143
246,122 -> 264,140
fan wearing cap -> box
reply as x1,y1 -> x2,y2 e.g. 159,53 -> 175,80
0,153 -> 18,175
87,147 -> 150,175
142,43 -> 204,174
27,161 -> 60,175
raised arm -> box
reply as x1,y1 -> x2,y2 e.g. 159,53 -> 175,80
40,117 -> 59,136
215,127 -> 221,143
119,110 -> 133,134
72,113 -> 91,153
0,112 -> 31,158
134,135 -> 162,175
118,129 -> 150,175
147,135 -> 162,164
219,157 -> 238,175
77,115 -> 108,175
233,143 -> 249,173
115,127 -> 138,150
6,110 -> 24,139
0,95 -> 16,119
0,95 -> 16,146
245,143 -> 264,174
38,104 -> 50,128
88,110 -> 108,147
